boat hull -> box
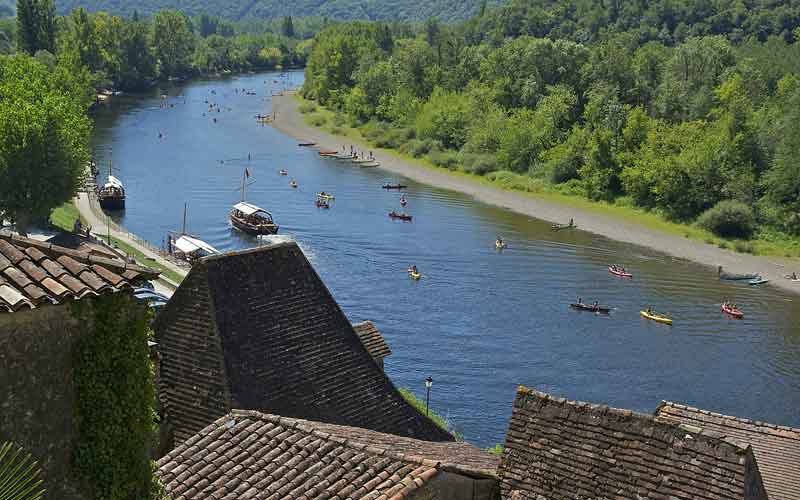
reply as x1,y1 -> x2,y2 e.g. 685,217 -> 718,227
721,305 -> 744,318
609,267 -> 633,278
99,196 -> 125,211
641,311 -> 672,325
570,303 -> 610,314
230,215 -> 279,235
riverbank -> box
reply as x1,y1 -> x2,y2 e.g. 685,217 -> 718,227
272,93 -> 800,296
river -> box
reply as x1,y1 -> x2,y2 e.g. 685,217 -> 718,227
91,70 -> 800,446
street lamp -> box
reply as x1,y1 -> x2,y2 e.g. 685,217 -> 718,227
425,376 -> 433,416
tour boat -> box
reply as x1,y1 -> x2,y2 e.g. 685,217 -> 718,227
97,158 -> 125,210
609,267 -> 633,278
721,303 -> 744,318
389,211 -> 412,221
230,202 -> 278,235
168,204 -> 219,262
382,183 -> 407,190
640,310 -> 673,325
229,169 -> 279,235
570,303 -> 611,314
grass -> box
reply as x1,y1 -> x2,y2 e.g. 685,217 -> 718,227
485,444 -> 504,455
106,235 -> 186,284
294,94 -> 800,260
398,388 -> 461,440
49,201 -> 86,232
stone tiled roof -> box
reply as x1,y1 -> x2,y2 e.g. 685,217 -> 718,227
656,401 -> 800,500
157,410 -> 497,500
154,242 -> 453,445
352,320 -> 392,362
498,386 -> 767,500
0,233 -> 156,313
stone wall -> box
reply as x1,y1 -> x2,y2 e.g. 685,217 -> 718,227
0,305 -> 84,500
408,471 -> 499,500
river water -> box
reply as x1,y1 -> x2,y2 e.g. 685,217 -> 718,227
92,70 -> 800,446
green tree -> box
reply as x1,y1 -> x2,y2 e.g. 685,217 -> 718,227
415,88 -> 471,149
152,10 -> 195,79
0,55 -> 91,232
15,0 -> 55,55
281,16 -> 295,38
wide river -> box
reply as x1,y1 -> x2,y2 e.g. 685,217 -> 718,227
92,70 -> 800,446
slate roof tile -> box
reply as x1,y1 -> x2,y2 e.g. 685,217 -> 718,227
656,401 -> 800,500
352,321 -> 392,362
0,233 -> 157,313
157,411 -> 497,500
498,386 -> 768,500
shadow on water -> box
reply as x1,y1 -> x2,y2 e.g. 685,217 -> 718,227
91,70 -> 800,446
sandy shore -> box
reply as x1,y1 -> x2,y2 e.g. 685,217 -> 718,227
271,94 -> 800,296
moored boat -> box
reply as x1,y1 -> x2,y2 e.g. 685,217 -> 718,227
641,310 -> 673,325
298,142 -> 316,147
98,172 -> 125,211
749,276 -> 769,286
552,222 -> 576,231
721,303 -> 744,318
383,183 -> 407,190
319,151 -> 338,156
718,266 -> 758,281
360,161 -> 380,168
570,303 -> 611,314
389,210 -> 412,221
168,203 -> 219,262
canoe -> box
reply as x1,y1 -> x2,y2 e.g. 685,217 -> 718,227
389,211 -> 412,221
552,223 -> 576,231
382,184 -> 407,190
609,267 -> 633,278
641,310 -> 673,325
319,151 -> 338,156
409,271 -> 421,280
570,303 -> 611,314
721,304 -> 744,318
749,276 -> 769,286
316,193 -> 335,200
360,162 -> 380,168
298,142 -> 316,147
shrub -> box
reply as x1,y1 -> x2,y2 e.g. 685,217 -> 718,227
487,171 -> 545,193
332,112 -> 346,127
459,153 -> 499,176
428,150 -> 460,169
298,101 -> 317,114
329,126 -> 343,135
307,113 -> 327,127
733,240 -> 755,254
696,200 -> 757,239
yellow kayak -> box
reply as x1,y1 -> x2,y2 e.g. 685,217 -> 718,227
409,271 -> 421,280
641,310 -> 673,325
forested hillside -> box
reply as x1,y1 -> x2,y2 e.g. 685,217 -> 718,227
302,0 -> 800,250
52,0 -> 501,22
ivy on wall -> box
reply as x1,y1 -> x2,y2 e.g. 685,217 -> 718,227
71,294 -> 161,500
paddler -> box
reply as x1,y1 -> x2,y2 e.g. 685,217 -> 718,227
408,265 -> 418,274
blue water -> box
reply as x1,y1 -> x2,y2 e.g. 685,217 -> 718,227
91,71 -> 800,446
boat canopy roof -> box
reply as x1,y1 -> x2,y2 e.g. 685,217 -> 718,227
174,235 -> 219,256
232,201 -> 270,216
104,175 -> 124,190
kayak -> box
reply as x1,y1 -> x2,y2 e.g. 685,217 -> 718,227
749,276 -> 769,286
570,303 -> 611,314
609,267 -> 633,278
409,271 -> 421,280
389,211 -> 413,221
721,304 -> 744,318
641,310 -> 673,325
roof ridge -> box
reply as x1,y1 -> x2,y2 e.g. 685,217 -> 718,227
516,386 -> 751,453
657,401 -> 800,437
0,233 -> 155,277
199,240 -> 296,263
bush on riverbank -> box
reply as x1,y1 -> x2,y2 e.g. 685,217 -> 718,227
697,201 -> 757,239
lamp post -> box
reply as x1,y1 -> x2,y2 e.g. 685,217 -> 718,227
425,376 -> 433,416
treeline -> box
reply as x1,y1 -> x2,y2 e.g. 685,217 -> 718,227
12,0 -> 311,91
303,1 -> 800,241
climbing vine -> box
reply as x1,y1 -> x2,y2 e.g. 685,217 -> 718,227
71,294 -> 160,500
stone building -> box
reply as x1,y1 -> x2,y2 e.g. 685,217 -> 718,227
656,401 -> 800,500
156,410 -> 500,500
352,319 -> 392,370
0,233 -> 156,500
498,386 -> 770,500
153,242 -> 452,448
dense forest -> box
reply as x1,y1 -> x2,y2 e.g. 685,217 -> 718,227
303,0 -> 800,245
3,0 -> 311,90
48,0 -> 501,22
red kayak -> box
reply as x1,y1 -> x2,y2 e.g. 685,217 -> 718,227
609,267 -> 633,278
721,304 -> 744,318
